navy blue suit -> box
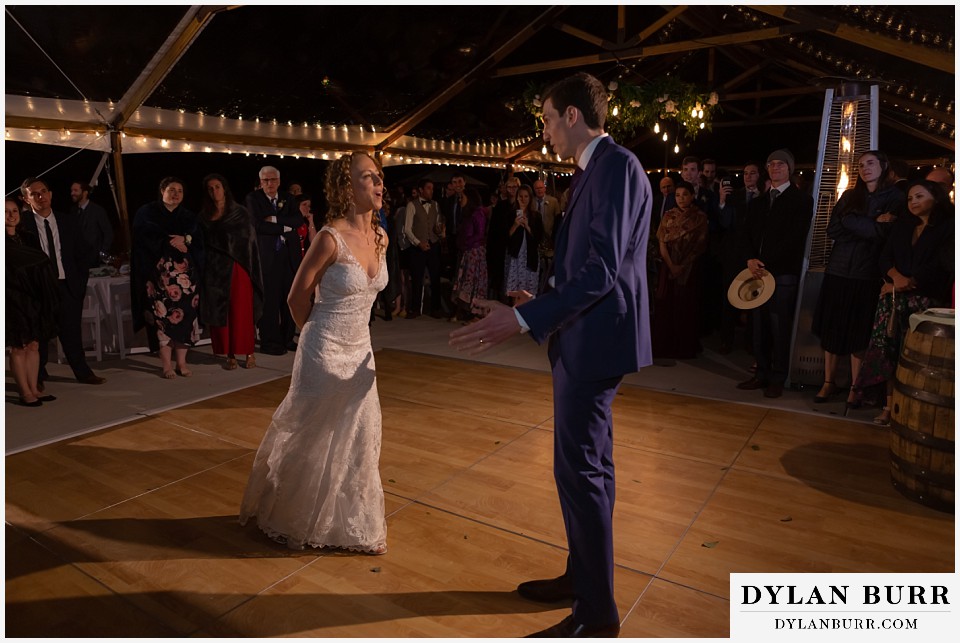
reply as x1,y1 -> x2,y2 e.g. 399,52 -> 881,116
518,136 -> 652,627
245,190 -> 303,352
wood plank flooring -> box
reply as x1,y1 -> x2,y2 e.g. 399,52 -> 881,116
5,349 -> 954,637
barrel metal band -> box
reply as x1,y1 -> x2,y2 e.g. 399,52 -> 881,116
890,475 -> 955,513
890,452 -> 956,488
900,347 -> 955,372
891,419 -> 956,450
894,379 -> 955,408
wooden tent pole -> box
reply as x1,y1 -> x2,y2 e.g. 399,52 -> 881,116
109,130 -> 131,254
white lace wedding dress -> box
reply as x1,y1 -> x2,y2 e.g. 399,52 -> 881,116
240,225 -> 388,553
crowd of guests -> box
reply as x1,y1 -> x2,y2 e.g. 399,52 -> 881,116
6,157 -> 954,425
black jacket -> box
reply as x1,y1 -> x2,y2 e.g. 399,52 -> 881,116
881,213 -> 954,302
740,184 -> 814,278
825,184 -> 905,281
21,210 -> 95,299
199,203 -> 264,327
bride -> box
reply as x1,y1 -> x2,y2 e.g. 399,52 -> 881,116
239,152 -> 389,554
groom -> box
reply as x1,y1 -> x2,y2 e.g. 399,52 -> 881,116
449,72 -> 651,637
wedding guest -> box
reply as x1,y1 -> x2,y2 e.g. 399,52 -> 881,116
650,180 -> 708,359
6,197 -> 59,406
855,180 -> 954,426
503,184 -> 544,302
812,151 -> 904,406
132,177 -> 203,378
199,174 -> 263,371
452,187 -> 488,321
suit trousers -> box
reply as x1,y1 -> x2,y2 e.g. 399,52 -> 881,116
751,274 -> 799,386
408,243 -> 441,315
552,354 -> 623,627
258,244 -> 295,351
39,279 -> 94,382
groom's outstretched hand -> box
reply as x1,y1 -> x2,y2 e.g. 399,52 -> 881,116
449,299 -> 522,355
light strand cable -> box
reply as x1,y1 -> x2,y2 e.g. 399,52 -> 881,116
5,7 -> 89,102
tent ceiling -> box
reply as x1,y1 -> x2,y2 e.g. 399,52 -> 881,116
5,4 -> 955,169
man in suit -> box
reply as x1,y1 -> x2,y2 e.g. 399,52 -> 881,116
487,175 -> 520,301
21,177 -> 106,387
440,173 -> 466,309
403,178 -> 443,318
718,162 -> 762,352
69,181 -> 114,267
533,178 -> 562,294
450,72 -> 651,637
737,149 -> 814,398
245,166 -> 302,355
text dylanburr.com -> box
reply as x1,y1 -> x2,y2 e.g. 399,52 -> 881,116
731,573 -> 957,640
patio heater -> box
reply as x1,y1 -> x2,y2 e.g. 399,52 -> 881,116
789,81 -> 879,387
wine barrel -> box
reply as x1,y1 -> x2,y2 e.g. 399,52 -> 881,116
890,309 -> 955,513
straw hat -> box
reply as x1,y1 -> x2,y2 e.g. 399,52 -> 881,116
727,268 -> 775,310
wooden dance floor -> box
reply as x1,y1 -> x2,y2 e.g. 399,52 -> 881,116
5,349 -> 954,637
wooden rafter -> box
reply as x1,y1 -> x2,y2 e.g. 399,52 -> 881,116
880,93 -> 954,127
723,86 -> 823,101
747,5 -> 954,74
554,22 -> 610,49
493,24 -> 812,78
711,115 -> 820,127
377,6 -> 567,149
880,115 -> 955,151
623,6 -> 688,48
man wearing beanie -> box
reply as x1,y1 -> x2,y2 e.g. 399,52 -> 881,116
736,148 -> 813,398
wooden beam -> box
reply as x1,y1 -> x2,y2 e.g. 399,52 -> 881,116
507,138 -> 547,163
723,86 -> 823,101
379,6 -> 566,149
493,24 -> 811,77
554,22 -> 611,49
707,47 -> 716,85
880,115 -> 955,152
110,131 -> 131,253
880,93 -> 954,127
721,103 -> 753,120
122,125 -> 377,154
765,95 -> 806,118
617,5 -> 626,45
624,6 -> 688,47
721,62 -> 766,91
746,5 -> 954,74
711,115 -> 820,127
113,7 -> 216,129
4,116 -> 107,133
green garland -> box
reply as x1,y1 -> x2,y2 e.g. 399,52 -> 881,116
521,77 -> 720,142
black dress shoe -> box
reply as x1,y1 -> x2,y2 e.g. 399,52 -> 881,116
527,615 -> 620,638
18,398 -> 43,407
764,382 -> 784,398
517,574 -> 574,603
38,395 -> 57,402
736,377 -> 767,390
78,374 -> 106,385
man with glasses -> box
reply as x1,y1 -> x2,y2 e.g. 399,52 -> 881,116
737,149 -> 813,398
246,166 -> 301,355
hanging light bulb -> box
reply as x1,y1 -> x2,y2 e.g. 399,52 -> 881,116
654,122 -> 660,134
662,133 -> 668,142
542,145 -> 547,155
674,144 -> 680,154
700,122 -> 705,129
612,105 -> 619,117
698,109 -> 704,119
691,107 -> 698,117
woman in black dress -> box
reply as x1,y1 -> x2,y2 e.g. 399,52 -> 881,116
132,177 -> 203,379
812,150 -> 904,406
5,197 -> 59,406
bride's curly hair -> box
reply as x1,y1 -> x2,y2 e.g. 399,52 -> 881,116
324,152 -> 385,256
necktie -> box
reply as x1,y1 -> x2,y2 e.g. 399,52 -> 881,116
271,198 -> 282,250
569,166 -> 584,196
270,197 -> 278,212
43,219 -> 56,262
770,188 -> 779,206
538,198 -> 544,214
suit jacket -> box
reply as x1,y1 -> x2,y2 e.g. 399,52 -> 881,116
73,200 -> 114,263
244,190 -> 303,272
518,136 -> 652,381
533,194 -> 562,240
740,184 -> 814,278
22,211 -> 94,299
